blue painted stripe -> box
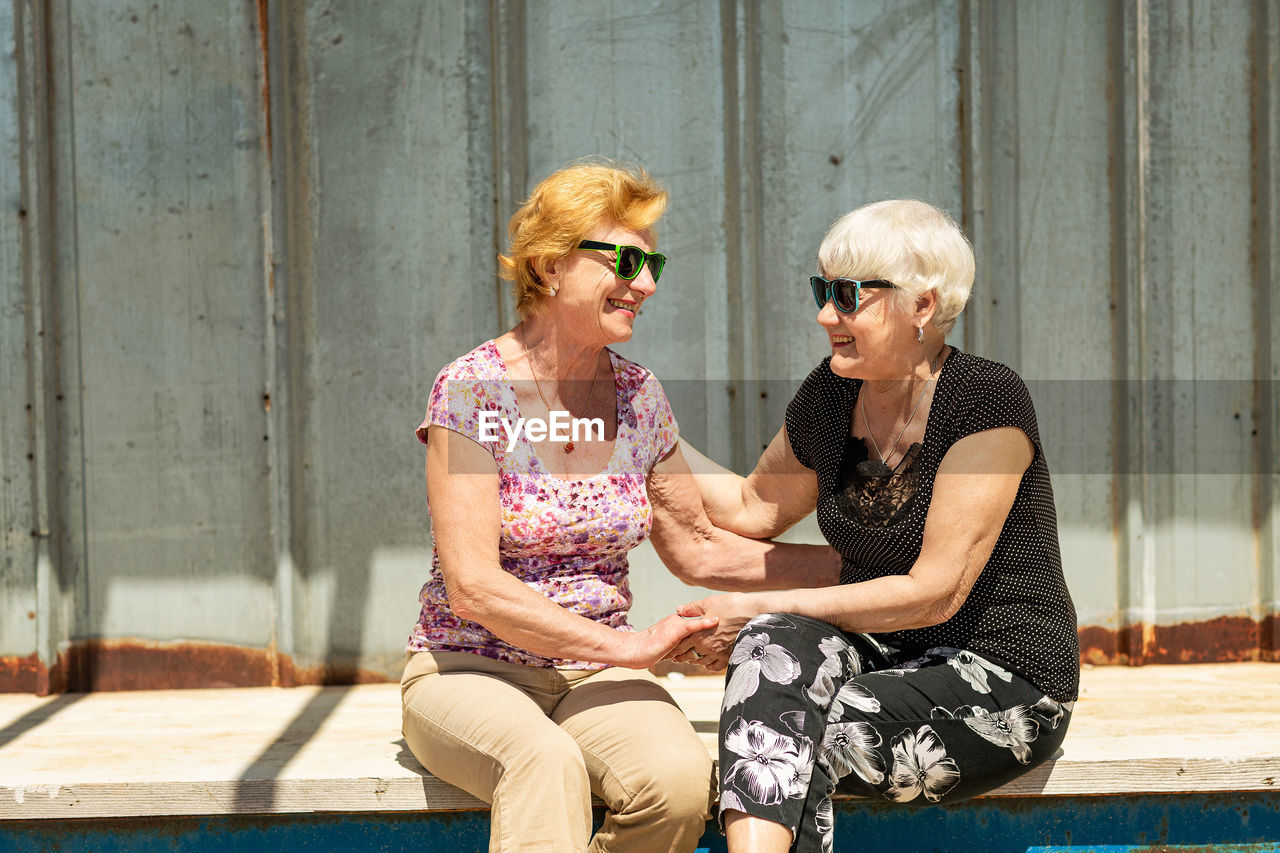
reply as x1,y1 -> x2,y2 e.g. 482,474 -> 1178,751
1027,847 -> 1280,852
1,793 -> 1278,852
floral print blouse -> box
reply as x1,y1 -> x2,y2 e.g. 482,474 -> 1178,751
409,340 -> 679,669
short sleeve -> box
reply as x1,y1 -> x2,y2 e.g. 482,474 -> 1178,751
948,362 -> 1042,452
642,373 -> 680,465
415,364 -> 514,460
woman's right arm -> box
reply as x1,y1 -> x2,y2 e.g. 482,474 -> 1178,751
425,425 -> 717,669
678,425 -> 818,539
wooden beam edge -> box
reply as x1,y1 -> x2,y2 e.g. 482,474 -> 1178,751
2,755 -> 1278,820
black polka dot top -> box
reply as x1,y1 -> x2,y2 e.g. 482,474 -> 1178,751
785,348 -> 1080,702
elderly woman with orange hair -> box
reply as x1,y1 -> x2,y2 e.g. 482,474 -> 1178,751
661,199 -> 1079,852
401,160 -> 836,853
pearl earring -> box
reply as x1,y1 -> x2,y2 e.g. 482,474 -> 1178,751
548,286 -> 558,297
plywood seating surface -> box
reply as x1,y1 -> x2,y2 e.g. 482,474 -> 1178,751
1,663 -> 1277,819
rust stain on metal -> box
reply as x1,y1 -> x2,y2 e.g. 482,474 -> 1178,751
0,654 -> 50,694
1078,615 -> 1280,666
5,615 -> 1278,694
3,641 -> 392,695
255,0 -> 271,159
59,640 -> 278,692
1077,625 -> 1122,666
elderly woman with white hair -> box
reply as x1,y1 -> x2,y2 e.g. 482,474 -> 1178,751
657,199 -> 1079,852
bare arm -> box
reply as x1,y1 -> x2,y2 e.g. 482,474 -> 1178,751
647,442 -> 840,592
425,425 -> 717,669
674,427 -> 1034,670
678,427 -> 820,538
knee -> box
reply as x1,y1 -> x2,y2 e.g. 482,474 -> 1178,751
628,743 -> 716,820
506,727 -> 591,779
732,612 -> 822,654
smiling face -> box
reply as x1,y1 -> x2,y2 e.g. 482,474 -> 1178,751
817,277 -> 918,380
541,222 -> 659,348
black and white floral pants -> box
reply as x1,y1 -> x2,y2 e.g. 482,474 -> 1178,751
717,613 -> 1073,853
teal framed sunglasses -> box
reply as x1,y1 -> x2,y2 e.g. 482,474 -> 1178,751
578,240 -> 666,283
809,275 -> 895,313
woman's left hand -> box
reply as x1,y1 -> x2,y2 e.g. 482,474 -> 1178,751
667,592 -> 766,672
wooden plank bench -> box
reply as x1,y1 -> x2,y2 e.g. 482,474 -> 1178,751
0,663 -> 1277,821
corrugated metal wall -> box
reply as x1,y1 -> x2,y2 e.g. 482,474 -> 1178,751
1,0 -> 1276,692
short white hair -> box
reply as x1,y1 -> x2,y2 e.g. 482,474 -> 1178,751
817,199 -> 975,335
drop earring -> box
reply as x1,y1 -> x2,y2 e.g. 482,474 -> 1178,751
916,326 -> 924,344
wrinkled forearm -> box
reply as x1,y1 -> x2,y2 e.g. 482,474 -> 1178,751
677,439 -> 795,538
676,439 -> 751,527
650,442 -> 837,591
445,566 -> 635,664
694,533 -> 840,592
650,503 -> 839,592
737,573 -> 958,634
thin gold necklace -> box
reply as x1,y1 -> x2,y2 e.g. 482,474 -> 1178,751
521,327 -> 600,454
857,347 -> 944,479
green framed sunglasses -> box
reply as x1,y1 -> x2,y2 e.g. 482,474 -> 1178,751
809,275 -> 895,313
578,240 -> 666,283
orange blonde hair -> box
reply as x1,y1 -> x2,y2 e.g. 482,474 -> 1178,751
499,159 -> 668,319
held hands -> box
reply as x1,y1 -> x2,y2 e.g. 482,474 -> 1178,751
619,612 -> 719,670
666,593 -> 764,672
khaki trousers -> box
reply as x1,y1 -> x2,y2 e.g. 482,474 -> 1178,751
400,651 -> 715,853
